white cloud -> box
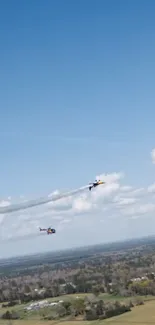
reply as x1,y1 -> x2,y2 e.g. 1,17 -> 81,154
0,200 -> 10,207
130,188 -> 145,196
120,186 -> 133,192
1,150 -> 155,251
115,197 -> 137,206
72,194 -> 92,213
148,183 -> 155,193
123,203 -> 155,216
151,148 -> 155,164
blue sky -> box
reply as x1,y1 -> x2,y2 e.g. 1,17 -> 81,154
0,0 -> 155,257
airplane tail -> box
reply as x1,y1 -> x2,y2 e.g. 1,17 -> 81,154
39,227 -> 47,232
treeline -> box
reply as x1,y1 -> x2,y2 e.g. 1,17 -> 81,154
1,244 -> 155,304
44,298 -> 132,321
1,297 -> 143,321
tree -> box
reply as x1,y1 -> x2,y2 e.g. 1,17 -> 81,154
92,286 -> 100,297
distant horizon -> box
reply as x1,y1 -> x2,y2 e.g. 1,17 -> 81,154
1,233 -> 155,261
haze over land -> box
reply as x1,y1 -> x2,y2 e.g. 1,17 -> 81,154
0,236 -> 155,323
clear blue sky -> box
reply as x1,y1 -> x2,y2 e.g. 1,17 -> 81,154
0,0 -> 155,257
0,0 -> 155,197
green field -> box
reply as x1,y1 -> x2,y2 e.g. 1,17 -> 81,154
1,292 -> 154,312
0,301 -> 155,324
0,294 -> 155,324
0,293 -> 119,313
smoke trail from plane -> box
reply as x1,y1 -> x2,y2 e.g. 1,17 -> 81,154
0,185 -> 89,214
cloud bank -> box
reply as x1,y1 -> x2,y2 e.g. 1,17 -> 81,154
0,149 -> 155,247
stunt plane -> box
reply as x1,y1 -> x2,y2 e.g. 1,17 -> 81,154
89,179 -> 105,191
39,227 -> 56,235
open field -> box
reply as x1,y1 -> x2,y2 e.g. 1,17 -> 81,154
1,294 -> 155,324
0,300 -> 155,324
0,293 -> 122,312
1,237 -> 155,324
1,292 -> 154,314
104,300 -> 155,324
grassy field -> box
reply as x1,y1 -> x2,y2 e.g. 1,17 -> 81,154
103,300 -> 155,324
1,294 -> 155,324
1,291 -> 154,312
0,301 -> 155,324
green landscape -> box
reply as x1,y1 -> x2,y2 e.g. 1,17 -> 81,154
1,238 -> 155,323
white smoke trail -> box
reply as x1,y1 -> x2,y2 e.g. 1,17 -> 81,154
0,185 -> 89,214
